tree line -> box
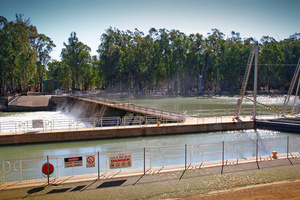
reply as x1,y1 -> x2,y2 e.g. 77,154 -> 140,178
1,15 -> 300,96
0,15 -> 55,95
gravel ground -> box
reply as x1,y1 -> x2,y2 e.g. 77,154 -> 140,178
0,157 -> 299,200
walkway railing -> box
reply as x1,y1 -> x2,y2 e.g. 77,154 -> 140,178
0,136 -> 299,186
0,115 -> 185,134
1,107 -> 295,134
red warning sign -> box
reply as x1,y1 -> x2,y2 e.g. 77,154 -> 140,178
109,152 -> 132,169
42,163 -> 54,175
86,155 -> 95,168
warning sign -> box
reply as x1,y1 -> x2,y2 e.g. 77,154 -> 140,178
42,162 -> 54,176
109,152 -> 132,169
86,155 -> 95,168
64,156 -> 83,168
32,119 -> 43,128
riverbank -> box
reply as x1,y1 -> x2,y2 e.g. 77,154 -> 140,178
0,156 -> 299,200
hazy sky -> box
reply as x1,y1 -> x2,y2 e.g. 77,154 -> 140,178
1,0 -> 299,61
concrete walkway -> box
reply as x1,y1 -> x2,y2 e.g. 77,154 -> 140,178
0,116 -> 253,136
0,156 -> 299,200
1,152 -> 298,191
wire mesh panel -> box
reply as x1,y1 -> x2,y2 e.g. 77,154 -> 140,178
0,136 -> 299,186
0,161 -> 11,184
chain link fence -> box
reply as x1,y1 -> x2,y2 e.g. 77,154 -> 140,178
1,136 -> 299,187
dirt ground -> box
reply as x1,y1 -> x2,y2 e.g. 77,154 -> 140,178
184,181 -> 300,200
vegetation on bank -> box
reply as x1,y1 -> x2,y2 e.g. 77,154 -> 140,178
1,15 -> 299,96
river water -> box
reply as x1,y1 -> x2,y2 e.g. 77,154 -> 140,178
0,95 -> 299,181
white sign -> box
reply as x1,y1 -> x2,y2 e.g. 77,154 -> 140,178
32,119 -> 43,128
86,155 -> 95,168
109,152 -> 132,169
64,157 -> 83,168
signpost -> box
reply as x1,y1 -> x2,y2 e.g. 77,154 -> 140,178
64,156 -> 83,168
86,155 -> 95,168
109,152 -> 132,169
43,156 -> 54,185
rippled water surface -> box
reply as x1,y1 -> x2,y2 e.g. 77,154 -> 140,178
0,95 -> 299,163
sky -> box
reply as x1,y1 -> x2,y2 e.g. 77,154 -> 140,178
1,0 -> 299,61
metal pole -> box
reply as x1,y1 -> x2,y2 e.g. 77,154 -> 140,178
253,41 -> 258,120
221,141 -> 224,174
287,136 -> 289,159
292,77 -> 300,114
144,148 -> 146,175
98,151 -> 100,180
47,155 -> 50,185
256,138 -> 260,169
185,144 -> 187,170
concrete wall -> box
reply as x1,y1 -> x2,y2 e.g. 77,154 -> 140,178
256,121 -> 300,133
0,121 -> 254,145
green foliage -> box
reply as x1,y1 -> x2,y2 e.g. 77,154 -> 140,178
1,14 -> 299,95
92,28 -> 300,94
61,32 -> 95,90
0,14 -> 55,95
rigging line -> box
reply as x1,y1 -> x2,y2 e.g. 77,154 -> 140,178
236,63 -> 298,66
258,64 -> 298,66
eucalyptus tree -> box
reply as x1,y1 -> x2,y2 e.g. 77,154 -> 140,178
259,36 -> 284,91
185,33 -> 204,93
61,32 -> 92,90
47,60 -> 71,89
97,27 -> 123,91
0,15 -> 38,94
148,28 -> 163,92
280,33 -> 300,88
33,34 -> 55,92
158,28 -> 171,92
223,31 -> 246,91
202,29 -> 225,92
14,15 -> 38,94
0,16 -> 11,95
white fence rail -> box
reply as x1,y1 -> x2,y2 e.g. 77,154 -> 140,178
1,108 -> 291,134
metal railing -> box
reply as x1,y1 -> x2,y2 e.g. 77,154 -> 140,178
1,136 -> 299,186
0,115 -> 184,134
0,107 -> 298,134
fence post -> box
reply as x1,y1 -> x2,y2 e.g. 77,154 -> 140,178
47,155 -> 50,185
144,148 -> 146,175
98,151 -> 100,180
287,136 -> 289,159
185,144 -> 187,170
256,138 -> 260,169
221,141 -> 224,174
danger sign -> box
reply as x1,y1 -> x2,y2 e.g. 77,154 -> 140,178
86,155 -> 95,168
64,156 -> 83,168
109,152 -> 132,169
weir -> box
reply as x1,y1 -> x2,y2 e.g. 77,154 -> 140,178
0,95 -> 256,145
6,95 -> 185,125
52,96 -> 186,125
